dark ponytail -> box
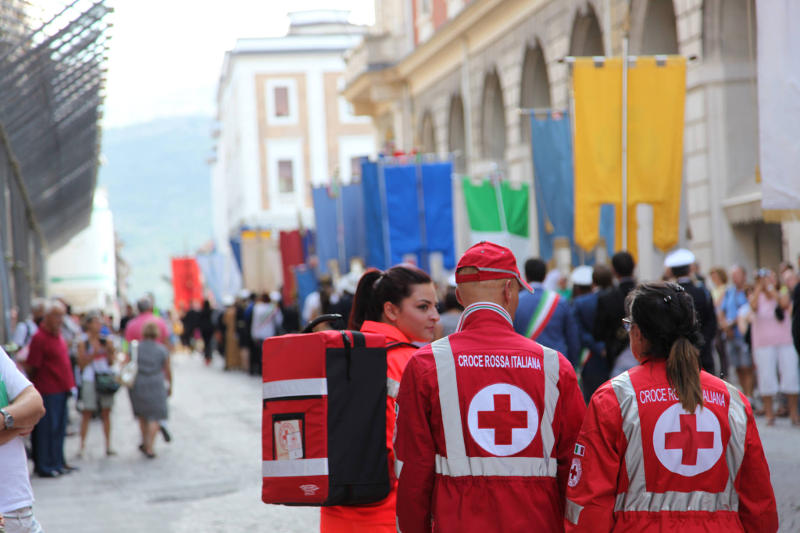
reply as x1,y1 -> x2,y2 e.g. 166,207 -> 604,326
627,282 -> 704,412
348,265 -> 432,330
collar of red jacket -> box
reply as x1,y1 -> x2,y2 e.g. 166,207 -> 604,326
360,320 -> 414,345
456,302 -> 514,332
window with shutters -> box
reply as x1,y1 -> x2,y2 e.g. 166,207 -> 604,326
278,159 -> 294,193
266,78 -> 298,125
274,86 -> 289,117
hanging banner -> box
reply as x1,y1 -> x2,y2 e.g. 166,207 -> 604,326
757,0 -> 800,217
311,184 -> 366,275
279,230 -> 304,303
196,251 -> 242,305
530,112 -> 615,263
362,159 -> 455,271
573,57 -> 623,252
171,257 -> 203,311
240,230 -> 282,293
462,177 -> 530,267
627,56 -> 686,251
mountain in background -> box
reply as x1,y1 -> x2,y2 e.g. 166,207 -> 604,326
98,115 -> 214,308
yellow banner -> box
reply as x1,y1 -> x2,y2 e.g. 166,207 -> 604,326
573,56 -> 685,255
627,56 -> 686,251
573,58 -> 623,252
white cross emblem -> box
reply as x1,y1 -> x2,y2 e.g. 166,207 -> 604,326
652,403 -> 723,476
466,383 -> 538,456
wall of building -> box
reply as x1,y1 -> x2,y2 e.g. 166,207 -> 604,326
213,44 -> 376,246
355,0 -> 790,276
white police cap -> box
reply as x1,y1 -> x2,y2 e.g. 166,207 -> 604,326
570,265 -> 594,286
664,248 -> 696,268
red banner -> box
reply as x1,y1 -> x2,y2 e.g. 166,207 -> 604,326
280,231 -> 305,304
171,257 -> 203,311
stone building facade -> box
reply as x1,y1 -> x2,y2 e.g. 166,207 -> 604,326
343,0 -> 800,278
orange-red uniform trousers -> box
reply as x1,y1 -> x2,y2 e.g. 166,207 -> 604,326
565,358 -> 778,532
320,320 -> 417,532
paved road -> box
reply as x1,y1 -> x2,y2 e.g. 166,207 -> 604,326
28,353 -> 800,532
31,352 -> 318,532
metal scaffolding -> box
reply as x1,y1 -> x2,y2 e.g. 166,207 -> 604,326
0,0 -> 110,341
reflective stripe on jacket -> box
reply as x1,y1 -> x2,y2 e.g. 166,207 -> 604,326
395,303 -> 586,533
565,359 -> 778,533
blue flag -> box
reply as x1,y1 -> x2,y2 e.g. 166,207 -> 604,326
362,159 -> 455,271
530,112 -> 614,263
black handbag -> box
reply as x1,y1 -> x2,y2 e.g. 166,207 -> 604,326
95,371 -> 120,395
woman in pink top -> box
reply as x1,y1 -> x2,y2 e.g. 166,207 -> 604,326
749,268 -> 799,425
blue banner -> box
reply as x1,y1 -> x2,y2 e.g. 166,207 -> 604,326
312,187 -> 338,274
293,264 -> 318,325
362,161 -> 386,269
530,113 -> 614,263
422,162 -> 456,269
311,184 -> 366,274
362,159 -> 455,271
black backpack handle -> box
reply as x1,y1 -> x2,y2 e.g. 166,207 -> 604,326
302,314 -> 343,334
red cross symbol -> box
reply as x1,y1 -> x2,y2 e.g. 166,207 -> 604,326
664,414 -> 714,465
477,394 -> 528,445
570,463 -> 579,478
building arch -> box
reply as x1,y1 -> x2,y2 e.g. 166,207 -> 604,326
481,68 -> 507,163
519,42 -> 552,143
568,3 -> 605,56
448,94 -> 466,172
629,0 -> 679,54
419,110 -> 437,154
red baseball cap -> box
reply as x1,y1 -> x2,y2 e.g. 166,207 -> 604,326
455,241 -> 533,292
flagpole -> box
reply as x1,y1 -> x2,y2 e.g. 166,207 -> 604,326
621,37 -> 629,251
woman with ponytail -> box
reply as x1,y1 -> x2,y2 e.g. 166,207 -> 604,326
320,265 -> 439,533
565,282 -> 777,533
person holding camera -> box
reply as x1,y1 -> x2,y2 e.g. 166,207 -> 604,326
749,268 -> 799,426
77,312 -> 117,458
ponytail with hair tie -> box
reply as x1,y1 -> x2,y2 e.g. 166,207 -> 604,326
628,281 -> 705,413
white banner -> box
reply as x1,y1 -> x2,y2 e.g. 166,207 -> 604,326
758,0 -> 800,213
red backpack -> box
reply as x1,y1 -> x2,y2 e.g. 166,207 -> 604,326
261,322 -> 391,506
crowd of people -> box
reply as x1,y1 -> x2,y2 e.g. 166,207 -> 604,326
0,296 -> 174,531
2,242 -> 796,531
258,240 -> 780,532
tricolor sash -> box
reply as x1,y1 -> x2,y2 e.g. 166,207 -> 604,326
525,290 -> 560,340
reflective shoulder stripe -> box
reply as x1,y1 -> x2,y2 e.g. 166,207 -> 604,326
262,458 -> 328,477
387,377 -> 400,399
435,454 -> 557,477
565,498 -> 584,525
611,371 -> 646,497
263,378 -> 327,400
431,337 -> 470,475
540,346 -> 560,477
724,382 -> 747,481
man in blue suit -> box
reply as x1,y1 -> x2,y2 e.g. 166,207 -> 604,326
513,258 -> 580,365
571,264 -> 614,403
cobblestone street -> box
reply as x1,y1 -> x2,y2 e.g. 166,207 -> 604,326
28,352 -> 800,532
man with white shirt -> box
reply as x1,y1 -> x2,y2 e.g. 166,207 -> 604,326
1,347 -> 46,532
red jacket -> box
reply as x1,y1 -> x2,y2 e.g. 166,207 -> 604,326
565,359 -> 778,533
321,321 -> 418,531
395,303 -> 586,533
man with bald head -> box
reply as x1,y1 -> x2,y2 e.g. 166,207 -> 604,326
395,241 -> 586,533
25,300 -> 75,477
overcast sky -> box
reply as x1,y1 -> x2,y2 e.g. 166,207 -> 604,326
101,0 -> 374,128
